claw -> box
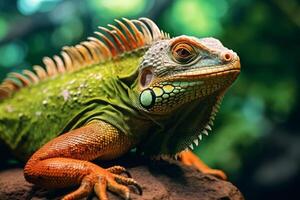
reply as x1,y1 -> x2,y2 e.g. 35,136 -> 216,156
133,182 -> 143,195
62,165 -> 140,200
107,166 -> 132,178
114,175 -> 143,195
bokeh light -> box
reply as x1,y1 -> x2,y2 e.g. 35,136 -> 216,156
0,42 -> 26,68
51,17 -> 84,47
17,0 -> 62,15
0,17 -> 8,40
164,0 -> 228,36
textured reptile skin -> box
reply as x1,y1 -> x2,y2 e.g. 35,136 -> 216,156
24,120 -> 139,199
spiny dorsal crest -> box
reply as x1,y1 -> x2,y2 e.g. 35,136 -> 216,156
0,17 -> 169,100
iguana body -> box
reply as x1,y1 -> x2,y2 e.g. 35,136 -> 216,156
0,18 -> 240,199
0,51 -> 144,160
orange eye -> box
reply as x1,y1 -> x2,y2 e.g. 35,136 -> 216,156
172,43 -> 196,63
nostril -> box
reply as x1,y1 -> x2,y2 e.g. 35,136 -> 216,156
222,52 -> 233,62
225,53 -> 231,60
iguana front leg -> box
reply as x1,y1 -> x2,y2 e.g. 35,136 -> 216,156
178,150 -> 227,180
24,120 -> 141,200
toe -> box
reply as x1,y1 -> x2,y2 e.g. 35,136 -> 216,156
107,166 -> 132,178
205,169 -> 227,180
114,175 -> 143,195
62,176 -> 93,200
94,176 -> 108,200
107,179 -> 130,200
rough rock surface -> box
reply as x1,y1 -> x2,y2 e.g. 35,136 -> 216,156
0,156 -> 244,200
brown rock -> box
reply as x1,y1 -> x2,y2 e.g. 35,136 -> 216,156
0,156 -> 244,200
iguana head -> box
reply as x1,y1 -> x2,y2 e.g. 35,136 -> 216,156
138,35 -> 240,113
136,35 -> 240,155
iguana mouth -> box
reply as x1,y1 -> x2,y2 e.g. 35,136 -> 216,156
173,58 -> 240,80
175,68 -> 240,79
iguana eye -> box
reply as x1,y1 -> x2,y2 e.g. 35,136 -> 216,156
172,43 -> 197,63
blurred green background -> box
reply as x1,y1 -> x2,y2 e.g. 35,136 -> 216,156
0,0 -> 299,199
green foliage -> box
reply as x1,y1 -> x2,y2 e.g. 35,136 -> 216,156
162,0 -> 228,36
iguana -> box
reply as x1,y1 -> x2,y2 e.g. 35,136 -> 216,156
0,17 -> 240,200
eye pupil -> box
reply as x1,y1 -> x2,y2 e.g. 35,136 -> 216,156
177,48 -> 190,57
172,43 -> 196,63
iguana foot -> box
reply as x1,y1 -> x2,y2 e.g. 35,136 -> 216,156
178,150 -> 227,180
62,166 -> 142,200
